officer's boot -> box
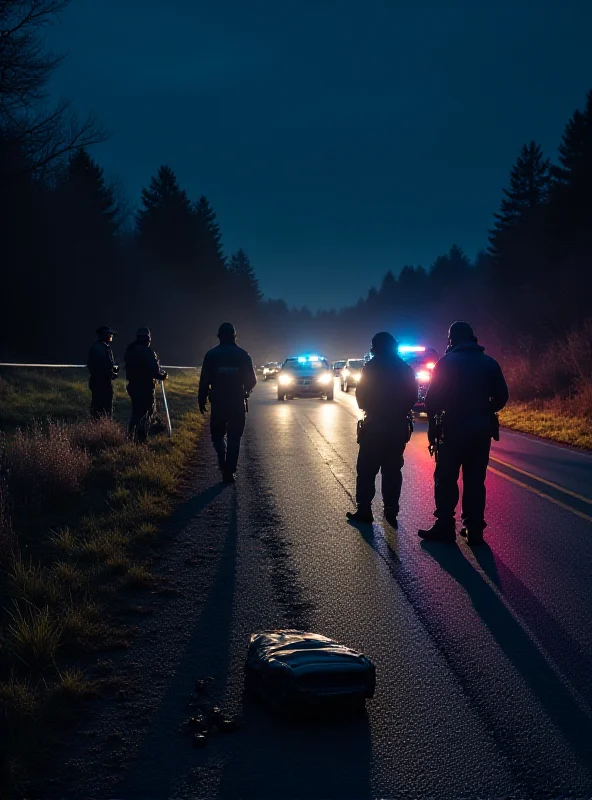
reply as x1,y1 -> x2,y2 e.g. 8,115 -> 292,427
460,526 -> 485,546
418,520 -> 456,543
222,470 -> 235,485
346,506 -> 374,524
383,507 -> 398,528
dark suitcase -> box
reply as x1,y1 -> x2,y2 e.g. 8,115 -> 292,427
244,630 -> 376,713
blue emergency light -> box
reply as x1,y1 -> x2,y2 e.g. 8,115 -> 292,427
398,345 -> 426,354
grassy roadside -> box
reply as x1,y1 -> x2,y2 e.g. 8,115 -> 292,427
500,403 -> 592,450
0,368 -> 204,795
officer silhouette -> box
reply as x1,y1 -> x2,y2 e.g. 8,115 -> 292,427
418,321 -> 509,545
346,332 -> 417,527
124,327 -> 168,442
198,323 -> 257,484
87,325 -> 118,419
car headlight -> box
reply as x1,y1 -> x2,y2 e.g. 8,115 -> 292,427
342,368 -> 350,377
318,373 -> 332,385
353,373 -> 362,382
279,374 -> 293,386
416,370 -> 431,382
263,368 -> 269,374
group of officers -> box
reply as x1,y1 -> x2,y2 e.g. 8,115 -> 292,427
88,318 -> 509,544
87,325 -> 168,443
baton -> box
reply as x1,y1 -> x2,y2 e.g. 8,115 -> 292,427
160,381 -> 172,438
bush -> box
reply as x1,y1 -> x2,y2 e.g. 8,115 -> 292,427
6,604 -> 62,672
70,417 -> 127,454
3,421 -> 91,509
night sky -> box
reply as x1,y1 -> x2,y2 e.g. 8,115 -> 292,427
47,0 -> 592,311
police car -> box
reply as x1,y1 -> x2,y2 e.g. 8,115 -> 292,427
277,355 -> 334,401
398,345 -> 439,412
340,359 -> 365,392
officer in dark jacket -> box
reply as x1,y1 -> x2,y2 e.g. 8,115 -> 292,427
346,332 -> 418,527
418,321 -> 509,545
87,326 -> 118,419
124,327 -> 167,442
198,322 -> 257,484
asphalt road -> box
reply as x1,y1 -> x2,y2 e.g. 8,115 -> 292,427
116,378 -> 592,800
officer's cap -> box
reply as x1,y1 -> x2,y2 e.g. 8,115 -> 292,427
136,327 -> 151,340
448,321 -> 475,343
96,325 -> 117,336
217,322 -> 236,340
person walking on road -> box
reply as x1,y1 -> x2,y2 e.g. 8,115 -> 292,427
124,327 -> 168,443
198,322 -> 257,484
418,321 -> 509,546
346,331 -> 418,527
87,325 -> 118,419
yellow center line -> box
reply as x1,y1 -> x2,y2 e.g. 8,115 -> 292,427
488,466 -> 592,524
490,456 -> 592,506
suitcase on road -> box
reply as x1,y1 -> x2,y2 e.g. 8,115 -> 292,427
244,630 -> 376,713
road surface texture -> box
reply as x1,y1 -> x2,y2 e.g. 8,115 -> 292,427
50,380 -> 592,800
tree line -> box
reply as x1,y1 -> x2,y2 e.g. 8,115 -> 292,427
2,1 -> 591,378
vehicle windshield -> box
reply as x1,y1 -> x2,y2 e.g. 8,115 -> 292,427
348,360 -> 365,370
284,359 -> 329,371
334,361 -> 346,368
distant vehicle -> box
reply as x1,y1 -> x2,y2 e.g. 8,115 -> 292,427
340,359 -> 365,392
333,359 -> 346,376
397,345 -> 439,412
277,355 -> 334,401
262,362 -> 281,381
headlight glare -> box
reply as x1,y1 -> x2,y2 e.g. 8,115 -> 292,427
318,373 -> 332,385
279,374 -> 293,386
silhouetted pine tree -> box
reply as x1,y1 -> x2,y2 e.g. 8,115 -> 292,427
136,166 -> 195,263
488,141 -> 551,259
194,196 -> 226,276
430,245 -> 470,291
553,90 -> 592,192
229,249 -> 263,304
61,149 -> 120,238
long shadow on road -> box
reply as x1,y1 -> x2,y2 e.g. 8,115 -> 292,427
473,545 -> 592,710
421,541 -> 592,778
119,487 -> 239,800
351,522 -> 592,795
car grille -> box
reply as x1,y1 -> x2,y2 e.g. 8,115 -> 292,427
297,379 -> 313,386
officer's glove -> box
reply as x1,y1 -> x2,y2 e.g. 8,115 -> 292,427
199,403 -> 208,415
159,370 -> 168,381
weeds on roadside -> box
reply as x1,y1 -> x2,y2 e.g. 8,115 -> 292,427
6,604 -> 62,672
4,422 -> 90,509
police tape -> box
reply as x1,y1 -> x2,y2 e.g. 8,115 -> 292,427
0,363 -> 198,369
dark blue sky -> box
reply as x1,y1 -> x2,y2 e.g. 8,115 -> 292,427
48,0 -> 592,310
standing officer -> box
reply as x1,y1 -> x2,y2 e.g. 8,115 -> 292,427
198,322 -> 257,484
346,331 -> 418,527
124,327 -> 168,442
418,321 -> 509,545
87,325 -> 118,419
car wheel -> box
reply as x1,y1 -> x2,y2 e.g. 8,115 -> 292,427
277,391 -> 285,401
326,389 -> 334,401
340,382 -> 345,391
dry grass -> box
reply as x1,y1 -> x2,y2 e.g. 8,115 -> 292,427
500,319 -> 592,448
500,403 -> 592,450
125,565 -> 156,589
0,368 -> 204,793
6,605 -> 62,672
3,422 -> 91,509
